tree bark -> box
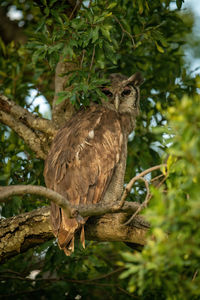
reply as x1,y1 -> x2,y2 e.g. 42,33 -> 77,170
0,206 -> 149,264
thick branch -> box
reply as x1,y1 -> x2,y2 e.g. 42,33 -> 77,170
0,94 -> 56,137
0,206 -> 149,263
0,110 -> 47,159
0,185 -> 71,217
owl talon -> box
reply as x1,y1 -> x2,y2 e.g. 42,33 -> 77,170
76,214 -> 85,225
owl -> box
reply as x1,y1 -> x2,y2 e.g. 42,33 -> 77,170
44,72 -> 143,255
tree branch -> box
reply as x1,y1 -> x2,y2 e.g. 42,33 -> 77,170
119,164 -> 167,208
0,185 -> 140,218
0,206 -> 149,263
123,177 -> 151,226
0,94 -> 57,137
0,164 -> 166,263
0,110 -> 47,159
0,185 -> 72,217
0,164 -> 167,219
0,94 -> 60,159
113,15 -> 135,47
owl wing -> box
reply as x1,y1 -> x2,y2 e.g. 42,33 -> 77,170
44,105 -> 123,255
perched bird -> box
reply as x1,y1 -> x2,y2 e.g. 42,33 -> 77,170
44,72 -> 143,255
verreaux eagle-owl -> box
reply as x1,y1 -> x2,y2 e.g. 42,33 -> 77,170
44,72 -> 143,255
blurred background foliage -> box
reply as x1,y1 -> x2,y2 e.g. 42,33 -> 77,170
0,0 -> 200,299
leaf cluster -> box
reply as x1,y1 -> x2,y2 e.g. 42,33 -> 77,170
119,94 -> 200,299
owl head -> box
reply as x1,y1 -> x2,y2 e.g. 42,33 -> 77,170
101,72 -> 144,115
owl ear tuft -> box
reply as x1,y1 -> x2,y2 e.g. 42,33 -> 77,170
124,72 -> 144,87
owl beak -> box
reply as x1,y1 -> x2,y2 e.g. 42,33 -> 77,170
114,95 -> 119,111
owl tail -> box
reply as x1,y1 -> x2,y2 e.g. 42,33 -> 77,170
50,202 -> 86,256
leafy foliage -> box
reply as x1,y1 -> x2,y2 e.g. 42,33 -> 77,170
119,94 -> 200,299
0,0 -> 200,299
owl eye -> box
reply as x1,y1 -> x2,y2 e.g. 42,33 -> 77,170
121,89 -> 131,97
102,89 -> 113,97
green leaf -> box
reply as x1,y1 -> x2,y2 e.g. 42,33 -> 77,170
155,41 -> 164,53
138,0 -> 144,14
92,26 -> 99,43
107,2 -> 117,9
0,37 -> 6,55
100,25 -> 112,42
56,91 -> 70,104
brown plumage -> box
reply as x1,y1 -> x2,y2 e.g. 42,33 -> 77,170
44,72 -> 143,255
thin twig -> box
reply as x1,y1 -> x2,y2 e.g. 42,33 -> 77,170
119,164 -> 167,208
87,45 -> 96,83
69,0 -> 83,20
119,164 -> 167,226
0,267 -> 124,283
113,15 -> 135,47
122,177 -> 151,226
80,49 -> 86,68
192,270 -> 198,281
90,45 -> 96,70
119,31 -> 125,45
117,286 -> 139,299
151,173 -> 164,183
154,173 -> 168,188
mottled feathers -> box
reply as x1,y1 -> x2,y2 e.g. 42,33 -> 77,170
44,72 -> 143,255
44,105 -> 123,255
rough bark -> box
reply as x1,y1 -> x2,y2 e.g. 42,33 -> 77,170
0,110 -> 47,159
0,95 -> 56,137
0,206 -> 149,264
0,94 -> 58,159
0,207 -> 52,264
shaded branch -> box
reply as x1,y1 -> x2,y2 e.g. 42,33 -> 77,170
0,110 -> 47,159
0,94 -> 59,159
0,94 -> 56,137
0,185 -> 72,217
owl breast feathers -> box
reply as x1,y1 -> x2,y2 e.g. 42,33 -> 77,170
44,72 -> 143,255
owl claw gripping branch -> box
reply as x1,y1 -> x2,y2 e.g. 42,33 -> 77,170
44,72 -> 144,255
